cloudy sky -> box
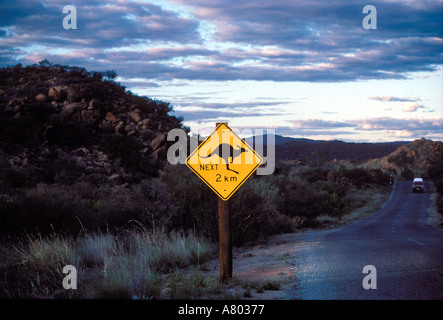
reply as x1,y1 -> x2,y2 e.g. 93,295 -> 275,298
1,0 -> 442,142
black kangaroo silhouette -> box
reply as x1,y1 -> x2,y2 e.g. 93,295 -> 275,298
199,143 -> 248,174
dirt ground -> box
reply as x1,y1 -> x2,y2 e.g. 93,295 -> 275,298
200,230 -> 316,300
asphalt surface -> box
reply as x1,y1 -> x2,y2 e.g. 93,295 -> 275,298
288,180 -> 443,300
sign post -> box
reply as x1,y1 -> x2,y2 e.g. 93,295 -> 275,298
218,193 -> 232,282
186,122 -> 263,282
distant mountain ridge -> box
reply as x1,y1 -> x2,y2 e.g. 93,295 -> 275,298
247,134 -> 411,161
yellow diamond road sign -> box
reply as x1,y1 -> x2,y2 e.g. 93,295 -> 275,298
186,123 -> 263,201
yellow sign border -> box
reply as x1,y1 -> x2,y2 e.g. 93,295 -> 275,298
186,123 -> 263,201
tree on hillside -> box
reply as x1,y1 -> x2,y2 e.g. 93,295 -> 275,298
103,70 -> 117,81
388,150 -> 414,168
401,168 -> 414,180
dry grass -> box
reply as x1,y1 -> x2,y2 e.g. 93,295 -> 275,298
1,227 -> 218,299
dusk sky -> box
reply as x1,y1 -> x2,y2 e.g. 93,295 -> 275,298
1,0 -> 442,142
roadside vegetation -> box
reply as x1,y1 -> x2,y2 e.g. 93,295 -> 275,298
0,160 -> 394,244
1,228 -> 216,299
1,158 -> 396,299
426,147 -> 443,217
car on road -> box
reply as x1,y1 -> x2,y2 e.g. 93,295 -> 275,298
412,177 -> 424,193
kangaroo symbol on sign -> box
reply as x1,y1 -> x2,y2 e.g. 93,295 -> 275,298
199,143 -> 248,174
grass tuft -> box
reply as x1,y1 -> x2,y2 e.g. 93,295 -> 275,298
5,226 -> 216,299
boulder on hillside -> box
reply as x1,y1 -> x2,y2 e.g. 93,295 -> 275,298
35,93 -> 47,102
58,102 -> 87,121
81,109 -> 100,122
105,112 -> 118,123
150,133 -> 166,150
48,85 -> 67,101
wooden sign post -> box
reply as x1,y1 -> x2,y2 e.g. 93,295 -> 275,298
186,122 -> 263,283
218,186 -> 232,282
216,122 -> 232,282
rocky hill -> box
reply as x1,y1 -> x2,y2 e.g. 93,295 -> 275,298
0,62 -> 183,189
364,138 -> 443,174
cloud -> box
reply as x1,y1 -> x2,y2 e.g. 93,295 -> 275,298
283,117 -> 443,140
387,130 -> 415,138
279,119 -> 357,140
173,99 -> 293,122
187,117 -> 442,141
353,117 -> 443,132
174,109 -> 283,122
291,119 -> 354,129
401,102 -> 425,112
175,100 -> 294,110
368,96 -> 427,112
0,0 -> 442,83
368,96 -> 419,102
167,0 -> 443,81
0,0 -> 202,66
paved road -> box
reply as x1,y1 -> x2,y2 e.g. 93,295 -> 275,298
288,181 -> 443,300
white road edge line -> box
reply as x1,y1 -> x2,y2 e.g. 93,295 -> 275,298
406,237 -> 425,246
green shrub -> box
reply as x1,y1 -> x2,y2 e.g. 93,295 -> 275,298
46,117 -> 96,148
161,164 -> 292,246
388,150 -> 414,167
401,168 -> 415,180
100,133 -> 148,173
301,167 -> 328,183
0,112 -> 44,147
260,280 -> 281,291
368,168 -> 390,185
229,177 -> 293,245
0,185 -> 85,235
160,164 -> 219,240
342,168 -> 371,188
